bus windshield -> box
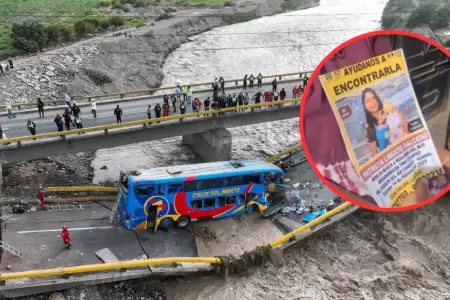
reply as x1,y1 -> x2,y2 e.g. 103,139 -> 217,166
116,160 -> 286,231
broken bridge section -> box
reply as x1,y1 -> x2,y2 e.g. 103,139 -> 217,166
0,201 -> 196,273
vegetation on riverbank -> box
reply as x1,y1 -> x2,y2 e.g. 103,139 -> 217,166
281,0 -> 319,12
381,0 -> 450,32
0,0 -> 233,60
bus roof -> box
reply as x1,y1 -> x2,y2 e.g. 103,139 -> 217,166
127,160 -> 284,182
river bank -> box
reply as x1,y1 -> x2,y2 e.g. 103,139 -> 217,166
0,0 -> 319,104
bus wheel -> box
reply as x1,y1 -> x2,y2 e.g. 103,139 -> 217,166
176,216 -> 191,228
250,204 -> 259,213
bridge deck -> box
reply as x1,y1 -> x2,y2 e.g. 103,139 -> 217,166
1,81 -> 300,139
0,202 -> 196,272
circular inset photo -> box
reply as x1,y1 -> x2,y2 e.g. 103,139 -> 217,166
300,30 -> 450,212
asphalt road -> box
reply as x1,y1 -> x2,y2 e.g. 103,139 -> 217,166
0,202 -> 197,272
2,81 -> 301,138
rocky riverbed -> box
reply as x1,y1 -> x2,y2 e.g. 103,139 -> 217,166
13,280 -> 168,300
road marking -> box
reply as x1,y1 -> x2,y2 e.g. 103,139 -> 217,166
18,226 -> 114,234
85,115 -> 113,120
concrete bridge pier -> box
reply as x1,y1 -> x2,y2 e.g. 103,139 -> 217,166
182,128 -> 232,162
0,164 -> 3,195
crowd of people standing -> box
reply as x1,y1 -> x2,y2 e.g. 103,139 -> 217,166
147,73 -> 308,120
4,73 -> 309,138
24,93 -> 126,137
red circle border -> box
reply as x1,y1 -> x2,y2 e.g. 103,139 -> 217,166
299,29 -> 450,212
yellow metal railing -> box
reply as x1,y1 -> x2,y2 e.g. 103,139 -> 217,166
0,257 -> 221,280
266,143 -> 303,162
3,71 -> 312,109
46,186 -> 118,193
1,99 -> 300,144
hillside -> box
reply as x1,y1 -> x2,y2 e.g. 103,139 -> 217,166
0,0 -> 233,60
381,0 -> 450,45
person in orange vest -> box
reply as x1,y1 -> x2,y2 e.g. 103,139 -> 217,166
62,225 -> 71,250
38,184 -> 46,210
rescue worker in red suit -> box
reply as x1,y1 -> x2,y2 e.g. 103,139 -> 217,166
264,90 -> 272,107
38,184 -> 46,210
292,86 -> 298,99
62,225 -> 71,249
194,98 -> 201,116
162,102 -> 170,117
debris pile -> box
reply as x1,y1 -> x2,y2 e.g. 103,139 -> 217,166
218,245 -> 278,276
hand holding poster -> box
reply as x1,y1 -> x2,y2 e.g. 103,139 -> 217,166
319,49 -> 445,208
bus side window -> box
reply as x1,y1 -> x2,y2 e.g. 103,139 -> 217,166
225,196 -> 237,205
135,186 -> 148,197
275,174 -> 282,183
135,185 -> 158,197
204,198 -> 215,209
148,186 -> 158,196
249,174 -> 260,183
167,184 -> 183,194
263,173 -> 275,183
191,200 -> 202,210
199,178 -> 227,190
218,197 -> 226,207
185,181 -> 200,192
230,176 -> 252,186
247,193 -> 259,201
239,194 -> 246,204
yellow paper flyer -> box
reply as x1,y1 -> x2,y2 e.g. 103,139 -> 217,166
319,49 -> 444,208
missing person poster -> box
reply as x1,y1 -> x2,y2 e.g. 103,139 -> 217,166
319,49 -> 444,208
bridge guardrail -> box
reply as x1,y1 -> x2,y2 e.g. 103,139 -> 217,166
46,186 -> 118,193
2,71 -> 311,109
269,202 -> 353,248
1,99 -> 300,145
266,143 -> 303,162
0,257 -> 221,280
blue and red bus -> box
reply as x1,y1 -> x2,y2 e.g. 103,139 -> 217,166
117,160 -> 286,231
